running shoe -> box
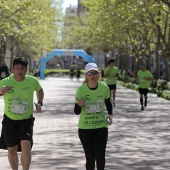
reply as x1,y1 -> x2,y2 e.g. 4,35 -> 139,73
141,106 -> 144,111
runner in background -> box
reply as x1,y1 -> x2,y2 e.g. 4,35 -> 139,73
0,63 -> 10,80
104,59 -> 119,107
137,64 -> 153,111
70,62 -> 75,79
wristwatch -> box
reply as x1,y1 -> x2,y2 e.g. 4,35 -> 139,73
37,101 -> 43,106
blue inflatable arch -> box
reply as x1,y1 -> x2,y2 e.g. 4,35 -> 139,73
40,49 -> 94,79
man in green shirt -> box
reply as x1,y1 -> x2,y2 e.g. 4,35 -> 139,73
0,57 -> 44,170
137,64 -> 153,111
104,59 -> 119,107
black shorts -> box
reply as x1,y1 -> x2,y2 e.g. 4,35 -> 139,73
138,88 -> 148,96
0,114 -> 35,151
107,84 -> 116,91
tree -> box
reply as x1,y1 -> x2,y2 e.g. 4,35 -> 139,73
0,0 -> 62,70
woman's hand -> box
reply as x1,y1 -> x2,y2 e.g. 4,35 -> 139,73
106,115 -> 113,125
76,98 -> 85,107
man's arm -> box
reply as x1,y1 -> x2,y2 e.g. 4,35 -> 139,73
147,77 -> 153,81
0,86 -> 11,96
36,88 -> 44,103
36,87 -> 44,110
0,88 -> 4,95
104,69 -> 111,78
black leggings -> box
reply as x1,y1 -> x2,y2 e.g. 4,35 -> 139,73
78,128 -> 108,170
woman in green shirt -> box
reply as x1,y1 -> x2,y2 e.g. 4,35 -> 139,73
74,63 -> 113,170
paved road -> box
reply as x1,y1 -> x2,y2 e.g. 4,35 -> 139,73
0,77 -> 170,170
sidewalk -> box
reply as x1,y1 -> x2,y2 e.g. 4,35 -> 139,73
0,77 -> 170,170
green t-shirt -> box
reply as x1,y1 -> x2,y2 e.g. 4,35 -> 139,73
137,70 -> 153,88
0,75 -> 42,120
104,66 -> 119,85
75,82 -> 110,129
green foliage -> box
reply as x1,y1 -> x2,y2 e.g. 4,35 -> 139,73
124,82 -> 138,91
167,82 -> 170,90
150,80 -> 157,89
157,90 -> 170,100
120,76 -> 170,100
0,0 -> 63,58
156,79 -> 167,90
149,80 -> 157,93
44,68 -> 84,76
60,0 -> 170,81
119,74 -> 136,84
157,90 -> 162,97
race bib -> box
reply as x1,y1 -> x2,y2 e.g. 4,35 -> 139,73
140,78 -> 145,83
86,100 -> 102,113
108,78 -> 114,82
11,100 -> 28,114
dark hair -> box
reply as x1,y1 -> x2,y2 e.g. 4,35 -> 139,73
140,63 -> 146,67
13,57 -> 28,67
108,59 -> 115,64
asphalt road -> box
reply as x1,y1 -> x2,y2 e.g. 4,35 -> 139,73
0,77 -> 170,170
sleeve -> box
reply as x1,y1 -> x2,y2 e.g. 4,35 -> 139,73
74,86 -> 83,114
74,103 -> 82,115
0,78 -> 6,88
104,68 -> 107,75
75,86 -> 82,103
105,85 -> 110,99
33,77 -> 42,92
116,67 -> 120,74
149,71 -> 153,78
105,98 -> 112,115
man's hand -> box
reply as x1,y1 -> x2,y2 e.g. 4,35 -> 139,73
107,70 -> 111,76
115,73 -> 119,78
0,86 -> 11,95
35,102 -> 42,113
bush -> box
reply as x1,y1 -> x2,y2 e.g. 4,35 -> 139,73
161,90 -> 170,100
157,79 -> 167,90
119,75 -> 136,84
157,90 -> 162,97
150,80 -> 157,89
167,82 -> 170,90
119,76 -> 170,101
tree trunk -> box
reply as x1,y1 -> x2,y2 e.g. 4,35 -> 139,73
163,54 -> 170,81
125,55 -> 129,76
155,42 -> 161,79
10,40 -> 14,71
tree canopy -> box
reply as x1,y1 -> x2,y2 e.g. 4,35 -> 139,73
61,0 -> 170,80
0,0 -> 62,66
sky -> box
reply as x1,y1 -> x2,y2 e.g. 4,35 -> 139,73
62,0 -> 78,12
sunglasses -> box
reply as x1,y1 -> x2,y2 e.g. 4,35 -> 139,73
15,57 -> 26,60
86,71 -> 99,76
13,57 -> 28,66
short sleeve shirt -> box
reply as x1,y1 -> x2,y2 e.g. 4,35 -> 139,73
104,66 -> 119,85
75,82 -> 110,129
0,75 -> 42,120
137,70 -> 153,88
